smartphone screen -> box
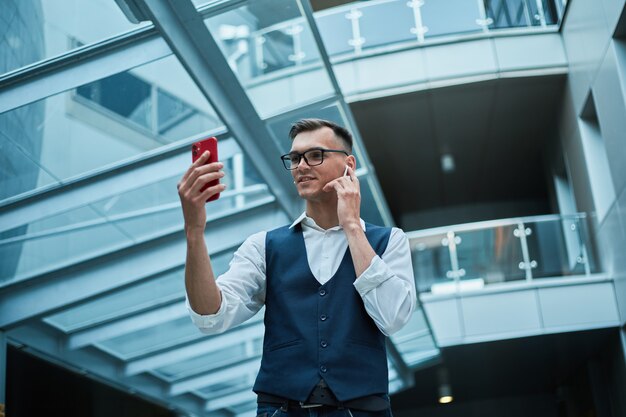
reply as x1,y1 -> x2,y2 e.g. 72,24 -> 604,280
191,137 -> 220,202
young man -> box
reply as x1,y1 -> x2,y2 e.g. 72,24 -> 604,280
178,119 -> 415,417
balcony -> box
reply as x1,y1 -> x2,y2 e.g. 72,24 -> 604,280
407,213 -> 621,346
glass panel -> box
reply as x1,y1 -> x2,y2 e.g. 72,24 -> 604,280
44,251 -> 234,332
526,217 -> 595,278
421,0 -> 481,38
314,9 -> 354,56
0,205 -> 132,284
0,106 -> 59,200
99,308 -> 264,360
157,337 -> 262,381
409,233 -> 452,293
0,0 -> 148,75
1,143 -> 270,287
359,1 -> 416,50
205,0 -> 334,118
0,54 -> 223,203
456,225 -> 525,287
97,316 -> 204,359
197,375 -> 251,398
390,309 -> 439,366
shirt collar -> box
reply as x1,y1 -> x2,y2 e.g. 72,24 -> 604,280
289,212 -> 366,231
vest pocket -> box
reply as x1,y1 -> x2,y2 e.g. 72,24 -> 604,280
267,339 -> 302,352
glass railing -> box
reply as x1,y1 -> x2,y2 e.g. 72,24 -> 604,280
208,0 -> 566,83
407,213 -> 597,294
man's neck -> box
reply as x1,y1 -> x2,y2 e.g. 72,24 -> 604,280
305,200 -> 340,230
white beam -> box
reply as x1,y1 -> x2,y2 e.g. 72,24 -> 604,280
169,357 -> 261,396
67,300 -> 189,350
125,320 -> 264,376
206,389 -> 256,412
0,200 -> 288,329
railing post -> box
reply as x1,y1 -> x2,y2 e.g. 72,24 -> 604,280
534,0 -> 547,26
514,222 -> 537,281
475,0 -> 494,32
442,231 -> 465,290
407,0 -> 428,43
286,24 -> 305,65
571,219 -> 591,276
346,8 -> 365,55
254,35 -> 267,75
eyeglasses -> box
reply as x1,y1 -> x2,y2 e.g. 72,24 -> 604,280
281,148 -> 349,170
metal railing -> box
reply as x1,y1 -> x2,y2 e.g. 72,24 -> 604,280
217,0 -> 567,81
406,213 -> 597,294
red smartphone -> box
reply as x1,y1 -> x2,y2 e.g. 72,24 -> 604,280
191,137 -> 220,202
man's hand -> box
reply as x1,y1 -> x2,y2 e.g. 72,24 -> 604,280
322,166 -> 361,230
177,151 -> 226,233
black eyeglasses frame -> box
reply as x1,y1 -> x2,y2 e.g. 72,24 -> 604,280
280,148 -> 349,170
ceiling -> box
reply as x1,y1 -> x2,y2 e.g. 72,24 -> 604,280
391,327 -> 618,411
350,74 -> 567,229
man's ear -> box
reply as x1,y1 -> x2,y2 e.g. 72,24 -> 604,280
347,154 -> 357,170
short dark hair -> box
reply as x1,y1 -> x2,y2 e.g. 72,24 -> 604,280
288,118 -> 353,153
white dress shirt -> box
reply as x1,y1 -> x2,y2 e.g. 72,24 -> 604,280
187,213 -> 416,336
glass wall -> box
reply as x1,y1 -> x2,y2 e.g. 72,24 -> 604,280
1,0 -> 149,76
204,0 -> 334,118
0,55 -> 223,203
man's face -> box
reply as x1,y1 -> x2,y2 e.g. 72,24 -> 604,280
290,127 -> 351,202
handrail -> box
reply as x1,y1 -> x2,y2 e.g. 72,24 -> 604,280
406,212 -> 587,239
408,212 -> 596,293
238,0 -> 566,81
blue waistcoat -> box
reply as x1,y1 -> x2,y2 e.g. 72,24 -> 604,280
252,222 -> 392,402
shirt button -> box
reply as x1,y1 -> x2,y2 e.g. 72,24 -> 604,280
320,341 -> 328,348
319,289 -> 326,296
320,314 -> 327,321
320,365 -> 327,373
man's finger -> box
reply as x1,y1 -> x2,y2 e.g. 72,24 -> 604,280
346,166 -> 357,181
182,151 -> 211,182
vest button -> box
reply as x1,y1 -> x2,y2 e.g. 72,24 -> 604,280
320,314 -> 327,321
320,340 -> 328,348
319,289 -> 326,296
320,365 -> 327,373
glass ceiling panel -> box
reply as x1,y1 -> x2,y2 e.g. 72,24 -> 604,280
157,337 -> 263,382
1,132 -> 272,285
99,308 -> 264,360
0,204 -> 133,285
390,309 -> 439,367
97,316 -> 205,360
44,251 -> 233,332
0,53 -> 223,204
0,0 -> 149,76
204,0 -> 334,118
197,374 -> 250,397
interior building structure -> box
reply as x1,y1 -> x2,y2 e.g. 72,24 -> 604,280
0,0 -> 625,416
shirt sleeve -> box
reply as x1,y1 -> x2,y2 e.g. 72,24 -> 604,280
187,231 -> 267,334
353,227 -> 416,336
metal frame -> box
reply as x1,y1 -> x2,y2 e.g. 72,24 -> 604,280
300,0 -> 394,226
124,321 -> 264,376
133,0 -> 301,219
0,34 -> 170,114
7,323 -> 215,417
0,199 -> 287,329
0,1 -> 447,414
0,130 -> 231,232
